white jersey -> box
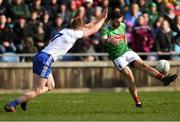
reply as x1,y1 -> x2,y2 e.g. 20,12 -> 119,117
42,28 -> 84,61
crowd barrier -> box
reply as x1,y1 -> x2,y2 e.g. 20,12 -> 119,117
0,61 -> 179,89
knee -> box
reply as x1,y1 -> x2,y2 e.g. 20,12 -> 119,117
127,75 -> 135,83
124,72 -> 135,83
122,70 -> 134,82
48,83 -> 55,91
141,62 -> 150,69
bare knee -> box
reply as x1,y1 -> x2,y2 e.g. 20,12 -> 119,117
48,83 -> 55,91
122,68 -> 135,83
126,74 -> 135,84
142,62 -> 149,68
134,60 -> 146,69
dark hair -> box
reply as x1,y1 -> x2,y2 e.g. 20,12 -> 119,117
110,9 -> 123,20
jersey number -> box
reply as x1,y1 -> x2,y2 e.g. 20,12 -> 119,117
51,33 -> 63,42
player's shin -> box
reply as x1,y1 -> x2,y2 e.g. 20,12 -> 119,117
128,85 -> 141,106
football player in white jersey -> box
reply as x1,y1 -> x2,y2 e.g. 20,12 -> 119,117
4,8 -> 108,112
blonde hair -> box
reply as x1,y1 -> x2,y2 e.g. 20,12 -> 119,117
71,17 -> 85,29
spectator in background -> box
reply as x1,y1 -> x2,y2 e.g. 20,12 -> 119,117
83,0 -> 94,21
0,14 -> 16,54
142,12 -> 150,25
146,2 -> 159,27
153,0 -> 167,15
46,0 -> 58,19
138,0 -> 148,12
29,9 -> 40,24
156,20 -> 176,60
28,9 -> 40,36
101,0 -> 109,8
0,0 -> 7,15
22,37 -> 37,62
0,37 -> 16,54
33,22 -> 45,51
91,32 -> 108,61
7,0 -> 30,20
0,37 -> 17,62
57,3 -> 71,27
79,37 -> 96,61
49,14 -> 64,39
29,0 -> 45,17
41,10 -> 51,31
75,6 -> 88,23
125,3 -> 141,44
132,15 -> 155,59
0,37 -> 17,63
74,0 -> 84,7
0,14 -> 7,34
115,0 -> 129,14
164,4 -> 180,41
69,0 -> 78,19
166,3 -> 176,19
94,6 -> 103,20
153,16 -> 164,35
0,14 -> 14,44
41,10 -> 52,44
174,1 -> 180,16
13,16 -> 30,53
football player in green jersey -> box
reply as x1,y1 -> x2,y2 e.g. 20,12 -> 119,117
101,9 -> 177,108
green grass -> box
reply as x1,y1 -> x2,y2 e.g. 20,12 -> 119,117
0,91 -> 180,121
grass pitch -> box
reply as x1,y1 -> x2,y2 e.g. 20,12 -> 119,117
0,91 -> 180,121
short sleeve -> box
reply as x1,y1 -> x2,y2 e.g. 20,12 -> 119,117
72,30 -> 84,39
101,26 -> 109,39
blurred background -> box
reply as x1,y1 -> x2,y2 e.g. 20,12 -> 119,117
0,0 -> 179,90
0,0 -> 179,62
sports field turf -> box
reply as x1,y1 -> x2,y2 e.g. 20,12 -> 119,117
0,91 -> 180,121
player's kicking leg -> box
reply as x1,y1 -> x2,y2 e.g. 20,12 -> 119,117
133,60 -> 177,86
121,66 -> 142,108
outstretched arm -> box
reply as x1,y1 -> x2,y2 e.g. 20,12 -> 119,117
83,8 -> 108,37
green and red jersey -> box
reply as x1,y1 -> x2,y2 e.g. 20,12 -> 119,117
101,22 -> 131,60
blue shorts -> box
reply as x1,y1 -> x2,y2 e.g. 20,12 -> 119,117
33,51 -> 54,79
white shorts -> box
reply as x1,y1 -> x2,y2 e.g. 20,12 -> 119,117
113,51 -> 141,71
